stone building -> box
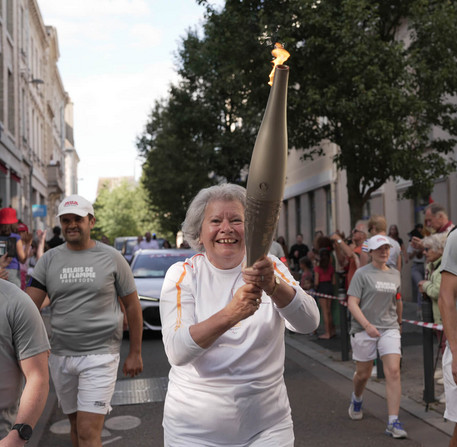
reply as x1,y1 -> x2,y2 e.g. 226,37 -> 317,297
0,0 -> 77,230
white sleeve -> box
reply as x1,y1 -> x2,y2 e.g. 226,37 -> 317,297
270,255 -> 320,334
159,262 -> 205,366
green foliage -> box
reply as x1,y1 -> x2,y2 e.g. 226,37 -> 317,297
92,181 -> 161,242
139,0 -> 457,228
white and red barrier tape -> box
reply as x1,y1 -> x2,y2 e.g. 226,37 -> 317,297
306,290 -> 347,305
402,319 -> 443,331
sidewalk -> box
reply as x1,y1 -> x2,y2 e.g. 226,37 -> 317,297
285,300 -> 452,437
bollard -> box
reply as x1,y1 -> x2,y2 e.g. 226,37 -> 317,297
338,288 -> 350,361
422,294 -> 435,407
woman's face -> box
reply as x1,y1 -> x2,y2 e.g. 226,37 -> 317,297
200,199 -> 245,269
424,246 -> 441,263
370,244 -> 390,265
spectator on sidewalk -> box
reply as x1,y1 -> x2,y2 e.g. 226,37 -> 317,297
412,203 -> 455,251
314,248 -> 336,339
0,208 -> 32,288
289,233 -> 309,272
418,233 -> 447,325
0,278 -> 50,444
388,224 -> 407,265
25,194 -> 143,447
438,227 -> 457,446
347,235 -> 407,439
47,226 -> 64,249
331,220 -> 368,289
360,215 -> 402,271
407,224 -> 425,316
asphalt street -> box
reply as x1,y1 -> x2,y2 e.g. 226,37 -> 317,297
31,320 -> 452,447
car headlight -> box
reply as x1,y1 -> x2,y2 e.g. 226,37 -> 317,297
138,295 -> 160,302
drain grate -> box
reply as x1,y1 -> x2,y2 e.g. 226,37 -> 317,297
111,377 -> 168,406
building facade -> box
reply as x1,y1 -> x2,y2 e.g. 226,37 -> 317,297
0,0 -> 77,231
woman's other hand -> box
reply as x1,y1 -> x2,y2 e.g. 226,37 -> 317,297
242,256 -> 275,295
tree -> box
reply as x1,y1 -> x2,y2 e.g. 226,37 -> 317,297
92,181 -> 162,242
138,0 -> 276,234
139,0 -> 457,228
261,0 -> 457,225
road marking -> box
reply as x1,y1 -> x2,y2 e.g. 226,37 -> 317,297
105,415 -> 141,430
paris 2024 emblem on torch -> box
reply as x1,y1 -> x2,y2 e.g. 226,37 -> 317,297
245,43 -> 290,267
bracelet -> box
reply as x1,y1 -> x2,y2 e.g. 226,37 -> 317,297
267,276 -> 280,297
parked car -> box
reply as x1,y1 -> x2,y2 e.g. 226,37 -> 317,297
114,236 -> 136,252
122,237 -> 167,263
130,248 -> 196,331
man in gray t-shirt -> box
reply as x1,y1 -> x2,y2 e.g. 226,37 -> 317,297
26,194 -> 143,447
0,278 -> 50,444
438,227 -> 457,443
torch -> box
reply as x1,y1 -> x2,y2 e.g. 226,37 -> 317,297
245,43 -> 290,267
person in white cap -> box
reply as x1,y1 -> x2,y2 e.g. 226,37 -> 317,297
25,194 -> 143,447
346,234 -> 407,439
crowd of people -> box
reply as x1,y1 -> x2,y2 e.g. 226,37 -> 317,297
2,190 -> 457,445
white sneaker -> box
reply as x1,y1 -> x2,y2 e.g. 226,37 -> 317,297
371,365 -> 377,377
385,419 -> 407,438
348,399 -> 363,420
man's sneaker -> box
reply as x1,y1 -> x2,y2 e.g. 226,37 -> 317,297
385,419 -> 407,438
348,399 -> 363,420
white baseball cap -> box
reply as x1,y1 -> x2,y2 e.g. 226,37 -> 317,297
367,235 -> 392,251
57,194 -> 94,218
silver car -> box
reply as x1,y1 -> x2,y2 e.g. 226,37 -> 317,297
130,248 -> 196,331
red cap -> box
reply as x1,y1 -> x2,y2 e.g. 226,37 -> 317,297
0,208 -> 18,225
18,223 -> 29,232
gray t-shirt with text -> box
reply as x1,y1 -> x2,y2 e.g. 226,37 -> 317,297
347,263 -> 401,334
32,241 -> 136,356
0,280 -> 50,439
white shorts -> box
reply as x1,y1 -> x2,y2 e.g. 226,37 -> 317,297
351,328 -> 401,362
49,353 -> 120,415
443,345 -> 457,422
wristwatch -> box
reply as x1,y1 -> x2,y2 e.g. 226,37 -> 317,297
12,424 -> 33,441
267,276 -> 281,296
337,239 -> 342,244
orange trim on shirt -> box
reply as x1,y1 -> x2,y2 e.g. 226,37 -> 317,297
174,254 -> 201,330
273,262 -> 298,286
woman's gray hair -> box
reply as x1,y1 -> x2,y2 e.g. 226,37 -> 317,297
422,233 -> 447,253
182,183 -> 246,252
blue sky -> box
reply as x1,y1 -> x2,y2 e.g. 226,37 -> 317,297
39,0 -> 223,202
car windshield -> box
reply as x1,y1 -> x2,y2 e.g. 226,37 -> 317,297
125,239 -> 137,255
132,254 -> 186,278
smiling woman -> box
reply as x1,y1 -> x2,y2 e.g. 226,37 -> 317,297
159,183 -> 320,446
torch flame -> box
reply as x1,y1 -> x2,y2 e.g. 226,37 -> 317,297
268,42 -> 290,86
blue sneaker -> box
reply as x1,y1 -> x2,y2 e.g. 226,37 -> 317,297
348,398 -> 363,420
385,419 -> 407,438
